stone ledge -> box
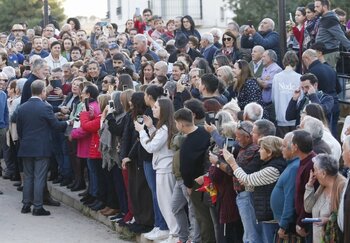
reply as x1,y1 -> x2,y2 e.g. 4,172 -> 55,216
47,182 -> 161,243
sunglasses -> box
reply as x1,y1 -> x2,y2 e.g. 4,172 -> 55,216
223,37 -> 232,42
237,121 -> 251,136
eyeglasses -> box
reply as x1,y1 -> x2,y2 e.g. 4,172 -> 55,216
223,37 -> 232,42
237,121 -> 251,136
103,80 -> 111,84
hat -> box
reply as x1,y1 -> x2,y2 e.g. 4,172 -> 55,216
175,33 -> 189,49
109,43 -> 120,50
12,24 -> 25,31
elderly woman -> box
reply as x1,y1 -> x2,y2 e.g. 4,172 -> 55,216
223,135 -> 287,243
304,154 -> 346,243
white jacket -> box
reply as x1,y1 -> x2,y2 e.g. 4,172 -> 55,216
139,125 -> 174,173
44,54 -> 68,70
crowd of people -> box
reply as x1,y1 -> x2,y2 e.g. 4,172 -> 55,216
0,0 -> 350,242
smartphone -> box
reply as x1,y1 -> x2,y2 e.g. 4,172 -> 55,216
225,138 -> 235,149
289,13 -> 293,22
164,89 -> 169,96
301,218 -> 321,223
108,100 -> 114,109
51,79 -> 62,89
99,21 -> 108,27
135,7 -> 141,16
205,112 -> 216,125
136,115 -> 143,124
247,20 -> 253,28
25,65 -> 31,70
84,98 -> 89,112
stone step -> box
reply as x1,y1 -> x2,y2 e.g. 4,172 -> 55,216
47,182 -> 165,243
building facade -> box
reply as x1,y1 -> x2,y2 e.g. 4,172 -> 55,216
107,0 -> 234,30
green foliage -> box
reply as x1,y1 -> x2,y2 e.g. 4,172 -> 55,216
226,0 -> 350,27
0,0 -> 65,32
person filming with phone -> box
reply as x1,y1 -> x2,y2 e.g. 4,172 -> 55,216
285,73 -> 333,127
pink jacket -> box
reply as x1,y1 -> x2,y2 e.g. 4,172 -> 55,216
70,101 -> 100,158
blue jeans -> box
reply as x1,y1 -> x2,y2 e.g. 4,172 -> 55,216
236,191 -> 261,243
257,221 -> 279,243
87,158 -> 101,197
143,161 -> 168,230
53,132 -> 72,179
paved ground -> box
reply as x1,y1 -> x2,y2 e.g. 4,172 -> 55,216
0,177 -> 128,243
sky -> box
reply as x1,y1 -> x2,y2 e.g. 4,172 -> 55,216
63,0 -> 107,18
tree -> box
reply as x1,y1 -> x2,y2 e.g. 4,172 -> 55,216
226,0 -> 350,27
0,0 -> 66,32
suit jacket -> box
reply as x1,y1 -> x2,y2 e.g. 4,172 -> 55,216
201,44 -> 218,67
17,97 -> 67,158
249,61 -> 264,78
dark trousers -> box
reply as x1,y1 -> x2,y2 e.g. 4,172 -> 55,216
112,165 -> 128,214
22,157 -> 49,209
100,166 -> 118,208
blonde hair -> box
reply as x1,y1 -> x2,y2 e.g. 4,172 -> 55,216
120,89 -> 134,112
258,136 -> 283,159
97,94 -> 111,112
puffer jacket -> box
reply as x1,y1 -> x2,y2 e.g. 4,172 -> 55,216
79,101 -> 101,159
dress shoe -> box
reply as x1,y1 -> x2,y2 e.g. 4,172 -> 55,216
60,178 -> 72,187
71,182 -> 86,192
67,181 -> 76,189
83,197 -> 96,205
13,182 -> 21,187
90,201 -> 105,211
2,173 -> 13,180
86,199 -> 99,207
78,190 -> 88,197
80,194 -> 92,203
52,177 -> 63,184
102,208 -> 119,216
10,175 -> 21,181
17,186 -> 23,191
21,205 -> 31,214
43,197 -> 61,206
32,208 -> 51,216
99,206 -> 111,214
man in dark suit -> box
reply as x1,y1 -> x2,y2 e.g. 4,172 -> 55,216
17,80 -> 68,216
21,58 -> 61,207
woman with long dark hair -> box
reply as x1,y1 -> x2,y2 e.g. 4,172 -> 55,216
135,98 -> 179,241
179,15 -> 201,41
120,92 -> 154,233
214,30 -> 243,65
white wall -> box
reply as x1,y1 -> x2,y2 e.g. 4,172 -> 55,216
108,0 -> 235,30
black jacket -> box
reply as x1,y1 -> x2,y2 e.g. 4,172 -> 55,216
286,91 -> 334,126
253,157 -> 286,221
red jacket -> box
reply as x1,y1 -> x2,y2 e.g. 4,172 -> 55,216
80,111 -> 101,159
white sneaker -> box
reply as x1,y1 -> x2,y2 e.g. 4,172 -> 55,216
144,227 -> 159,239
146,229 -> 169,241
160,235 -> 179,243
